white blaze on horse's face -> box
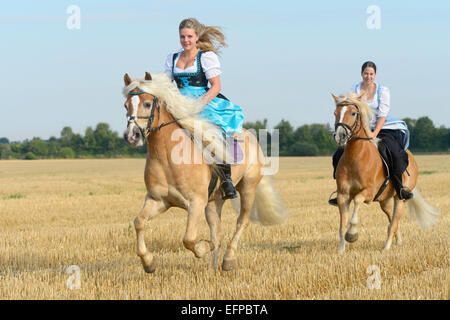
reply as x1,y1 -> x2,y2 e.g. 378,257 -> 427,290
124,95 -> 145,147
334,106 -> 347,147
334,104 -> 359,147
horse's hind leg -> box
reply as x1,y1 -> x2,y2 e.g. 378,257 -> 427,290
379,197 -> 402,245
205,200 -> 224,271
134,195 -> 168,273
222,186 -> 256,271
383,198 -> 406,251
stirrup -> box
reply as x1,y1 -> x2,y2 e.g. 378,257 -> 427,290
328,191 -> 338,207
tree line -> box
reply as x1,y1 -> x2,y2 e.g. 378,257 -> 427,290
0,116 -> 448,160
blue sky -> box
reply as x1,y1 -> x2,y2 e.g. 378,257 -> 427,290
1,0 -> 449,141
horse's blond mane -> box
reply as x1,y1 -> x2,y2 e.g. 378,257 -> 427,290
123,73 -> 231,163
336,93 -> 374,138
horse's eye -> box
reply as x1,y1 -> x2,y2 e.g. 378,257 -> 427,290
351,111 -> 357,116
144,102 -> 152,108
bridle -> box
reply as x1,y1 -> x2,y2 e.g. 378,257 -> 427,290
126,89 -> 178,138
334,102 -> 372,142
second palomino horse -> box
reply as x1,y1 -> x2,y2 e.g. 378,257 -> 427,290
332,93 -> 440,253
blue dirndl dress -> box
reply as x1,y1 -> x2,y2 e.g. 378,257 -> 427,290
171,50 -> 244,135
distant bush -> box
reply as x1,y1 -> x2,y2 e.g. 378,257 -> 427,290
24,152 -> 36,160
60,147 -> 75,158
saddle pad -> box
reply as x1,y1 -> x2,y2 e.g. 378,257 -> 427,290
228,138 -> 244,164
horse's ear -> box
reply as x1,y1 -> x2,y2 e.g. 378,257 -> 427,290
145,72 -> 152,81
331,93 -> 340,104
124,73 -> 132,86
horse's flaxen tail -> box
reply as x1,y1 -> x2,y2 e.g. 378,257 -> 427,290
407,188 -> 441,228
249,175 -> 290,226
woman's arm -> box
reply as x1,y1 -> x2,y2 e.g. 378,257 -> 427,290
372,116 -> 386,139
373,86 -> 390,138
200,75 -> 221,106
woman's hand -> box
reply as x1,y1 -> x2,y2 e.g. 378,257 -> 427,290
200,76 -> 221,107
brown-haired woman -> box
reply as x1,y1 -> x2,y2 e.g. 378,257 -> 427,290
329,61 -> 412,205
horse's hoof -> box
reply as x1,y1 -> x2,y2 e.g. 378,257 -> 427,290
194,240 -> 210,259
222,259 -> 236,271
143,257 -> 157,273
345,232 -> 358,243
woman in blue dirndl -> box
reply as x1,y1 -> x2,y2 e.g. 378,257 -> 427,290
164,18 -> 244,199
329,61 -> 413,206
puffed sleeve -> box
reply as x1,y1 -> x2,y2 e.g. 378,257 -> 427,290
350,83 -> 360,94
201,51 -> 222,79
377,86 -> 390,117
164,53 -> 174,80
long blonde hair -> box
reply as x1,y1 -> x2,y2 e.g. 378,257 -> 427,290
179,18 -> 227,53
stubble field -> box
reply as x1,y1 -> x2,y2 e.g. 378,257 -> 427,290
0,156 -> 448,299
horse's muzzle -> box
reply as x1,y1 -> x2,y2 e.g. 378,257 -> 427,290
124,124 -> 144,147
334,128 -> 348,147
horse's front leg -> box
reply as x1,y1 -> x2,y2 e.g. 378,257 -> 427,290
345,194 -> 365,243
337,193 -> 350,254
134,195 -> 168,273
183,199 -> 210,258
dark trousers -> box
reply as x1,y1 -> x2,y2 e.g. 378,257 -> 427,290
332,129 -> 409,194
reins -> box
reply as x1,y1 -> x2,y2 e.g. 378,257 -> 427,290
127,89 -> 179,138
335,102 -> 372,142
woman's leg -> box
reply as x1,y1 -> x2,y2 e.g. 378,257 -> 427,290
329,148 -> 344,206
378,130 -> 412,200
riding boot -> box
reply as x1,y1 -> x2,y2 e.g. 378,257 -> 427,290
392,174 -> 414,201
217,164 -> 238,200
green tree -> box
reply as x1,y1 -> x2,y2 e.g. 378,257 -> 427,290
60,147 -> 75,158
29,137 -> 49,158
0,143 -> 13,159
413,117 -> 435,151
24,152 -> 36,160
47,136 -> 60,158
274,120 -> 295,156
289,141 -> 319,156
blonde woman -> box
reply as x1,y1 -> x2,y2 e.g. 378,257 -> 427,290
164,18 -> 244,199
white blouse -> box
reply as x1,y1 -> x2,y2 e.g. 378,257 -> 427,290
164,50 -> 222,80
351,82 -> 390,118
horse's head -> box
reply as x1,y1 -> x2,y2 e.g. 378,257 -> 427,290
332,93 -> 369,147
123,72 -> 159,147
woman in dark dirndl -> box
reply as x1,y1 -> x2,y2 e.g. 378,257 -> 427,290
164,18 -> 244,199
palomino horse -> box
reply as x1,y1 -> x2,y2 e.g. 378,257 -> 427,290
122,72 -> 289,272
332,93 -> 440,253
